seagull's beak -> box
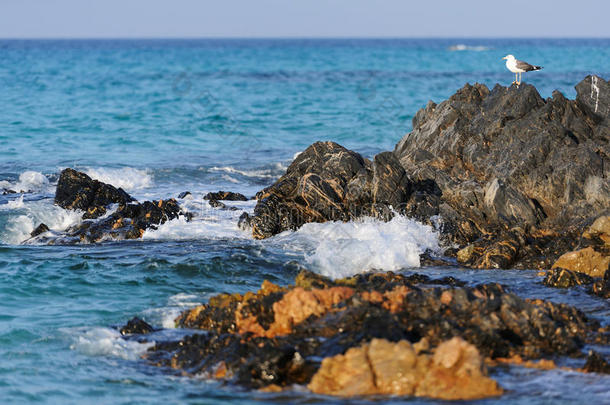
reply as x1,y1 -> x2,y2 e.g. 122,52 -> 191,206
501,56 -> 507,60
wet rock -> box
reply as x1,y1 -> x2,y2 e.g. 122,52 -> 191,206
204,191 -> 248,201
393,76 -> 609,268
543,268 -> 594,288
30,223 -> 50,237
120,317 -> 154,335
552,247 -> 609,278
2,188 -> 17,195
55,168 -> 133,218
582,350 -> 610,374
237,212 -> 252,231
583,215 -> 610,245
145,270 -> 599,391
178,191 -> 192,199
250,142 -> 413,239
590,269 -> 610,298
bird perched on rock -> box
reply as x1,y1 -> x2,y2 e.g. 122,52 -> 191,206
502,54 -> 542,86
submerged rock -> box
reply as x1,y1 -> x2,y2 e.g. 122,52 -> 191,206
141,270 -> 599,394
120,317 -> 154,335
204,191 -> 248,201
582,351 -> 610,374
308,337 -> 503,400
30,223 -> 50,238
543,268 -> 594,288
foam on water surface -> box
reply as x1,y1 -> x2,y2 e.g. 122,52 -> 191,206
65,327 -> 153,360
273,214 -> 441,279
83,167 -> 153,192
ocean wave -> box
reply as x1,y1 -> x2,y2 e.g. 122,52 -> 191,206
208,162 -> 287,179
274,214 -> 440,279
142,199 -> 255,241
84,167 -> 153,191
0,171 -> 50,193
64,327 -> 153,360
0,200 -> 83,244
448,44 -> 491,52
142,293 -> 210,329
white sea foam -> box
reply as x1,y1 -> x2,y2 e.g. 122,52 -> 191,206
0,171 -> 51,193
273,214 -> 440,279
0,200 -> 83,244
209,162 -> 287,179
448,44 -> 491,52
142,199 -> 255,241
142,293 -> 210,329
84,167 -> 152,191
65,327 -> 153,360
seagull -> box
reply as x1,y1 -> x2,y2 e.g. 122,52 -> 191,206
502,54 -> 542,86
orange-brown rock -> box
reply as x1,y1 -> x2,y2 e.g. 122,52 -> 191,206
583,216 -> 610,245
308,337 -> 503,400
552,246 -> 609,278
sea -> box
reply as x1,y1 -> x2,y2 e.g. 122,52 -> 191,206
0,38 -> 609,404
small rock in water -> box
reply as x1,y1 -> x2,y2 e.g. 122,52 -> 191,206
582,351 -> 610,374
120,317 -> 154,335
30,223 -> 50,237
204,191 -> 248,201
543,268 -> 594,288
178,191 -> 192,199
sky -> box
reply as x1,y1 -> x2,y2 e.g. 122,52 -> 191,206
0,0 -> 609,39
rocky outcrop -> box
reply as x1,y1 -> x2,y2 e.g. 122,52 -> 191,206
250,142 -> 414,239
394,76 -> 609,268
55,168 -> 134,219
141,270 -> 601,393
308,337 -> 503,400
245,76 -> 609,270
31,168 -> 188,244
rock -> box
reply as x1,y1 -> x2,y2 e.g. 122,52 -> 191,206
237,212 -> 252,230
143,270 -> 600,391
543,268 -> 593,288
307,337 -> 502,399
582,351 -> 610,374
30,223 -> 50,237
393,76 -> 610,268
552,247 -> 609,278
55,168 -> 134,218
590,269 -> 610,298
2,188 -> 17,195
178,191 -> 192,199
204,191 -> 248,201
583,215 -> 610,245
120,317 -> 154,335
250,142 -> 413,239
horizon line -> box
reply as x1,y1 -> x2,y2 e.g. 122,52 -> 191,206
1,36 -> 609,41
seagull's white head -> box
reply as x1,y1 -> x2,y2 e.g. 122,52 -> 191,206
502,54 -> 515,61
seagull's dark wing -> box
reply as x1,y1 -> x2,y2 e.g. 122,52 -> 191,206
516,59 -> 542,71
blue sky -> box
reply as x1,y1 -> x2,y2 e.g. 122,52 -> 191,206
1,0 -> 608,38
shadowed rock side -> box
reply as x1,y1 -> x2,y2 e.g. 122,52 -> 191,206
30,168 -> 187,244
140,270 -> 606,397
247,76 -> 609,270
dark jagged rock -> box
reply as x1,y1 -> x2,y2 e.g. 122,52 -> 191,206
394,76 -> 609,268
582,351 -> 610,374
2,188 -> 17,195
250,142 -> 413,239
55,168 -> 134,219
543,268 -> 593,288
237,212 -> 252,231
204,191 -> 248,201
30,223 -> 50,238
31,168 -> 189,244
141,270 -> 599,392
590,269 -> 610,298
177,191 -> 192,199
120,317 -> 154,335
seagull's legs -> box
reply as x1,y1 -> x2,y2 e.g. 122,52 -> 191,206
518,72 -> 522,85
513,73 -> 518,85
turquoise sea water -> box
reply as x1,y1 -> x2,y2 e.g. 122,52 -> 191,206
0,39 -> 609,404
